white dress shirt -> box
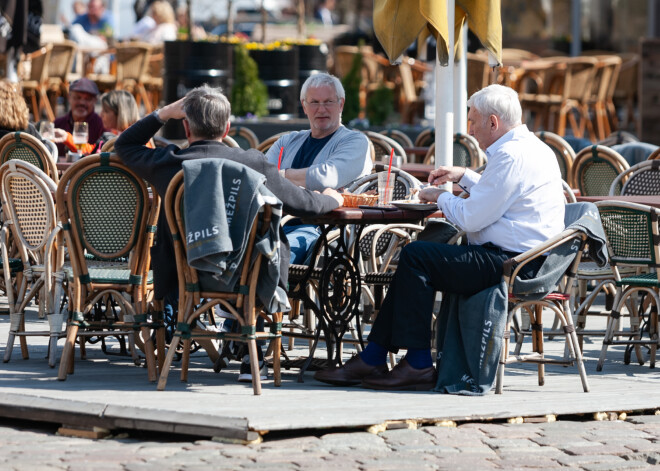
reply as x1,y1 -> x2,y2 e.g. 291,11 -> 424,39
437,125 -> 565,253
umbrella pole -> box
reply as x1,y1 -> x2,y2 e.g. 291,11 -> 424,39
454,27 -> 468,134
435,0 -> 455,189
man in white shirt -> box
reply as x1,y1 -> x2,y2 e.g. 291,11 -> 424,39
315,84 -> 565,390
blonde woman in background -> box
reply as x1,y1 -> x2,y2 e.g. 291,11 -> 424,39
133,1 -> 177,44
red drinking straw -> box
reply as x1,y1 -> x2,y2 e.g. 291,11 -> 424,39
385,148 -> 394,202
277,146 -> 284,170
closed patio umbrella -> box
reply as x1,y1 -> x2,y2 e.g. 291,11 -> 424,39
373,0 -> 502,175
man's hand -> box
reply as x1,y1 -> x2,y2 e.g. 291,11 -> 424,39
322,188 -> 344,206
158,97 -> 187,121
418,186 -> 447,203
428,166 -> 466,186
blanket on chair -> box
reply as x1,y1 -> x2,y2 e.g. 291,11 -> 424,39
182,158 -> 289,314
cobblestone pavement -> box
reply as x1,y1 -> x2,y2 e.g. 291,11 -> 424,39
3,414 -> 660,470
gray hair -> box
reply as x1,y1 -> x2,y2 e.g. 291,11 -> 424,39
467,84 -> 522,128
183,85 -> 230,139
300,73 -> 345,102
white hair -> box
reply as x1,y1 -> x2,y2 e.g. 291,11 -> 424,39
467,84 -> 522,128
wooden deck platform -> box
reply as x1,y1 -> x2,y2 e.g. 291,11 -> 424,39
0,296 -> 659,441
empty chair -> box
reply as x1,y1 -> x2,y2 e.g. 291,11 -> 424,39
363,130 -> 407,165
256,132 -> 289,154
610,160 -> 660,196
46,40 -> 77,112
0,160 -> 65,366
227,126 -> 259,150
20,44 -> 55,121
56,154 -> 162,382
570,145 -> 629,196
595,201 -> 660,371
423,133 -> 486,169
0,131 -> 59,184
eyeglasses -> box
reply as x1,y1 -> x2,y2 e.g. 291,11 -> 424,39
305,99 -> 340,109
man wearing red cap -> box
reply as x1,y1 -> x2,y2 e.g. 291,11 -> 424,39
54,77 -> 106,156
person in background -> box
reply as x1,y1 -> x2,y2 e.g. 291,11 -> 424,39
53,78 -> 106,156
54,90 -> 147,154
132,0 -> 178,44
264,73 -> 371,264
314,0 -> 336,25
72,0 -> 114,42
115,85 -> 343,382
0,80 -> 48,144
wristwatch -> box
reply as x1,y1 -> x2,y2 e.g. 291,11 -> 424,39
153,109 -> 166,124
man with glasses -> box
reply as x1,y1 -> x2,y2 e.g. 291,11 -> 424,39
265,73 -> 372,264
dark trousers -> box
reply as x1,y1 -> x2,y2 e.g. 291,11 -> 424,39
367,241 -> 538,352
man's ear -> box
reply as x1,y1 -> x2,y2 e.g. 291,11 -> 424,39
183,118 -> 191,140
222,121 -> 230,138
489,114 -> 499,131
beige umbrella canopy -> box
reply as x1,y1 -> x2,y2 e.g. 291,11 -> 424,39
373,0 -> 503,66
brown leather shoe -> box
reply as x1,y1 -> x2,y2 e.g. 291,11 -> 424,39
314,355 -> 388,386
361,359 -> 437,391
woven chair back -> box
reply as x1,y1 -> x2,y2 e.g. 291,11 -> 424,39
536,131 -> 576,182
256,132 -> 288,153
222,135 -> 239,148
423,134 -> 486,168
611,160 -> 660,196
347,169 -> 420,258
57,153 -> 153,263
228,126 -> 259,149
414,128 -> 434,147
596,201 -> 660,270
571,145 -> 629,196
115,42 -> 151,83
379,129 -> 413,149
364,131 -> 407,165
0,160 -> 57,255
0,132 -> 59,184
48,40 -> 76,84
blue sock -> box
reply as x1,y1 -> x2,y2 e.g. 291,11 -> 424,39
359,342 -> 388,366
404,348 -> 433,369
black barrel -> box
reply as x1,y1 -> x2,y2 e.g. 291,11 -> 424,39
297,43 -> 329,117
162,40 -> 233,139
248,47 -> 299,119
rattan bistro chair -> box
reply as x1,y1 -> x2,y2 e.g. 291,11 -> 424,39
423,134 -> 486,168
227,126 -> 259,150
0,132 -> 59,184
570,145 -> 629,196
256,132 -> 288,154
610,160 -> 660,196
0,161 -> 65,366
595,201 -> 660,371
56,154 -> 162,381
157,169 -> 283,395
496,227 -> 590,394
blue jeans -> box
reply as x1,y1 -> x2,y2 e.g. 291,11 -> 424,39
283,224 -> 321,265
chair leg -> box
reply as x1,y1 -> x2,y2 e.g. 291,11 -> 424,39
247,338 -> 262,395
57,323 -> 79,380
562,301 -> 590,392
157,334 -> 181,391
273,312 -> 282,387
597,290 -> 623,371
181,338 -> 191,382
140,326 -> 157,382
530,305 -> 544,387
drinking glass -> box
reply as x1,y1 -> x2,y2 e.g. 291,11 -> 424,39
39,121 -> 55,140
377,171 -> 394,205
72,122 -> 89,153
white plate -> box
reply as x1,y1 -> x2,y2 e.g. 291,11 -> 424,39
390,200 -> 437,210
